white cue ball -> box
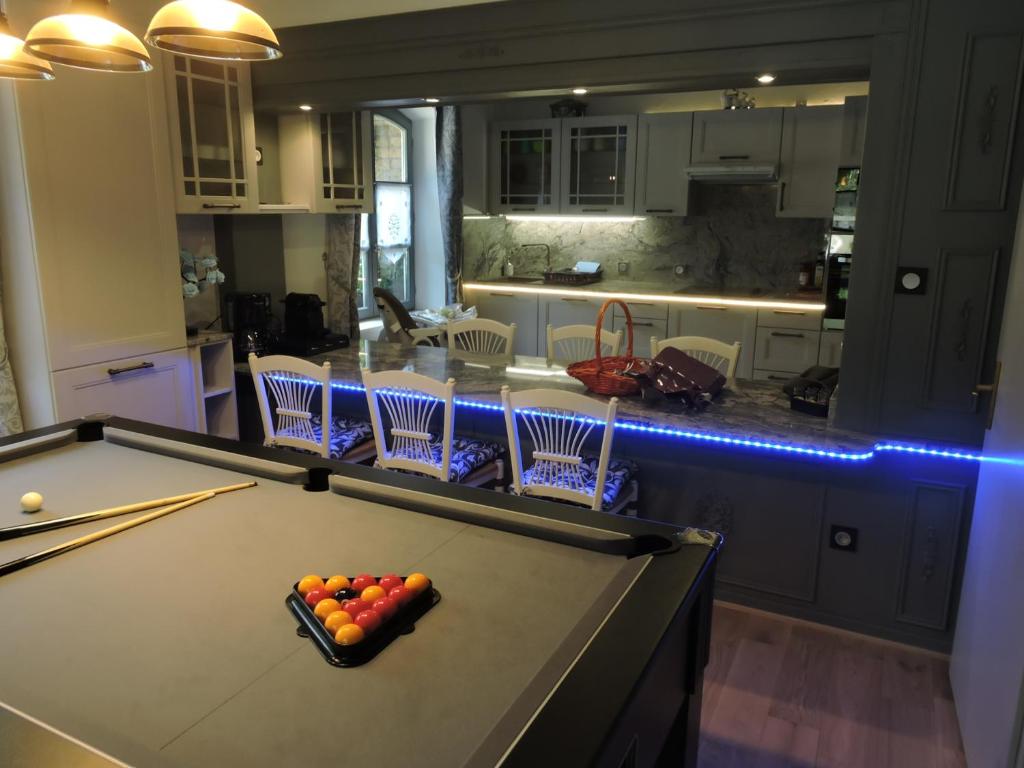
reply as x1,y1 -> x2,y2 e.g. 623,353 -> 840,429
20,491 -> 43,513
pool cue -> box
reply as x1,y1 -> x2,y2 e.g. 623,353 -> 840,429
0,492 -> 216,578
0,482 -> 257,542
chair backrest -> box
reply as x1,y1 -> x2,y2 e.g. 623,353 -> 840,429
651,335 -> 742,380
361,369 -> 456,482
546,324 -> 623,366
447,318 -> 516,357
249,353 -> 332,457
374,287 -> 418,343
501,386 -> 618,511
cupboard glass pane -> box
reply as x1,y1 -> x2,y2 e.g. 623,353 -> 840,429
229,84 -> 244,181
320,114 -> 330,188
193,78 -> 231,181
375,184 -> 411,247
500,128 -> 551,206
329,113 -> 356,187
175,75 -> 194,180
568,124 -> 626,206
190,58 -> 223,79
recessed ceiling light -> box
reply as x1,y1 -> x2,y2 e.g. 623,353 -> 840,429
424,97 -> 440,103
756,73 -> 776,84
299,104 -> 312,111
572,87 -> 588,96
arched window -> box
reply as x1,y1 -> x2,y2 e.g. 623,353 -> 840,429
359,112 -> 414,316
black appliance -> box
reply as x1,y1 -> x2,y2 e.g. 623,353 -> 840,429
822,168 -> 859,330
224,292 -> 275,360
277,293 -> 349,356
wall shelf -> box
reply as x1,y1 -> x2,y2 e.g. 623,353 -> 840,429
189,335 -> 239,440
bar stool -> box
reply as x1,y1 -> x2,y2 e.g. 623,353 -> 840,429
447,318 -> 516,358
546,324 -> 622,366
249,353 -> 376,462
651,336 -> 742,383
362,368 -> 504,487
501,386 -> 638,515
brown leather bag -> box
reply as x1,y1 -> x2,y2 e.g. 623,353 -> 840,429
646,347 -> 727,408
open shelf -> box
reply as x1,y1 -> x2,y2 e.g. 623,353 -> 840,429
191,336 -> 239,440
203,385 -> 234,399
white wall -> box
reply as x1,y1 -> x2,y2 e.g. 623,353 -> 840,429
282,214 -> 328,298
401,107 -> 446,310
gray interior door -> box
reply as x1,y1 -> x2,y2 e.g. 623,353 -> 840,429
950,184 -> 1024,768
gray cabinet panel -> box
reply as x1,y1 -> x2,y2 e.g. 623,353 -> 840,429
838,95 -> 869,168
945,32 -> 1024,211
635,112 -> 692,216
692,108 -> 783,165
897,482 -> 966,630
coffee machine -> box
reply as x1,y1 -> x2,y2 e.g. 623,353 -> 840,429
224,292 -> 275,361
277,293 -> 349,356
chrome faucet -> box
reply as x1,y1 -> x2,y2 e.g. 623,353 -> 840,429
514,244 -> 552,274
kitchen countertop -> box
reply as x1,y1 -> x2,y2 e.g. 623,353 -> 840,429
186,330 -> 233,348
464,277 -> 826,307
239,340 -> 879,456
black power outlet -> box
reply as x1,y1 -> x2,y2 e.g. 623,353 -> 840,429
830,525 -> 858,552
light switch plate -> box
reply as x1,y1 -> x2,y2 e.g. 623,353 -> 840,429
618,261 -> 629,275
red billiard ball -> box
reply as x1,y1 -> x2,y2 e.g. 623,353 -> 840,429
354,609 -> 382,634
351,574 -> 376,593
304,588 -> 331,607
372,596 -> 397,619
343,598 -> 370,616
388,585 -> 413,606
378,574 -> 403,592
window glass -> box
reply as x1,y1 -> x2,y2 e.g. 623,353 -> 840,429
373,115 -> 407,182
375,184 -> 411,247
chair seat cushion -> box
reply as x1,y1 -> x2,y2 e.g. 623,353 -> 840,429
278,415 -> 374,460
521,456 -> 637,510
391,436 -> 501,482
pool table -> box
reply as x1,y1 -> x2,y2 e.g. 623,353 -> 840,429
0,417 -> 720,768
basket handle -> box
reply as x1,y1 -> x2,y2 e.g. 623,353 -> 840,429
594,298 -> 634,366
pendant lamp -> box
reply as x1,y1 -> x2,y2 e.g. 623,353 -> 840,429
0,11 -> 54,80
24,0 -> 151,73
146,0 -> 281,61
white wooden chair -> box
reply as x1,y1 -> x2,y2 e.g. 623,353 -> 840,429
249,354 -> 376,462
362,368 -> 503,487
546,324 -> 623,366
501,386 -> 638,514
373,288 -> 445,347
447,318 -> 516,358
650,336 -> 742,382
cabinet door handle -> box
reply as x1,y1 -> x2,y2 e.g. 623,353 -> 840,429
511,207 -> 536,212
561,297 -> 589,303
778,181 -> 786,212
627,302 -> 655,307
489,292 -> 515,298
630,321 -> 657,328
696,306 -> 728,311
335,204 -> 362,210
719,154 -> 750,160
772,310 -> 807,315
765,374 -> 790,381
108,361 -> 155,376
582,208 -> 609,213
645,208 -> 675,214
972,360 -> 1002,430
770,331 -> 805,339
202,203 -> 241,210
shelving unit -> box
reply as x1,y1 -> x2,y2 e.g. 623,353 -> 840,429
189,334 -> 239,440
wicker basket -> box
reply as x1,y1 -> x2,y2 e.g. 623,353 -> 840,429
566,299 -> 649,396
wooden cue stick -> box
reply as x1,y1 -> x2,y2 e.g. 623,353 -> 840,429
0,492 -> 216,578
0,482 -> 257,542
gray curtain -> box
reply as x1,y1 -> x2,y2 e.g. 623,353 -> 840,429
0,273 -> 23,436
324,214 -> 362,341
436,105 -> 464,305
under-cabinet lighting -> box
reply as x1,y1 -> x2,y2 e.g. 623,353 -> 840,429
504,215 -> 646,224
423,97 -> 440,103
298,104 -> 312,111
756,73 -> 776,84
572,87 -> 588,95
463,215 -> 496,220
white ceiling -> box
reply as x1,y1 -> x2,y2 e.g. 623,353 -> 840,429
253,0 -> 508,29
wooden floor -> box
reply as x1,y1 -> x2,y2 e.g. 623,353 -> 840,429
698,603 -> 967,768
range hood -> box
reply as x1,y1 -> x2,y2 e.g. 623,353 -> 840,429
686,163 -> 778,183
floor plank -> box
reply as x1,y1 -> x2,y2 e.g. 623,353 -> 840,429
698,603 -> 967,768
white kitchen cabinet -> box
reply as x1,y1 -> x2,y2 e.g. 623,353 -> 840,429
163,54 -> 259,213
611,300 -> 668,359
0,64 -> 189,430
560,115 -> 638,215
489,119 -> 562,214
541,295 -> 605,353
756,307 -> 823,332
673,304 -> 757,379
838,95 -> 869,168
691,108 -> 784,165
464,288 -> 540,356
777,106 -> 843,219
635,113 -> 693,216
754,327 -> 821,376
52,349 -> 196,431
818,330 -> 844,368
279,111 -> 374,214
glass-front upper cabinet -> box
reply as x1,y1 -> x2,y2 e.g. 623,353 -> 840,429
164,54 -> 258,213
559,115 -> 638,215
318,111 -> 373,214
489,119 -> 561,214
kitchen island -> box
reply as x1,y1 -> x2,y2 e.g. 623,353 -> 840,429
235,341 -> 983,652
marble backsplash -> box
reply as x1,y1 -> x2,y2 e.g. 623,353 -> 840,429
463,185 -> 828,293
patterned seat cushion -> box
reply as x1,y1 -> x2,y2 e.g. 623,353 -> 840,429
521,456 -> 637,511
278,415 -> 374,460
390,436 -> 501,483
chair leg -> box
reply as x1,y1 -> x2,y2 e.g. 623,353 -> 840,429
494,458 -> 506,492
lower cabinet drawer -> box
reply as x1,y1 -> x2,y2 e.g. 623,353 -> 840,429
52,348 -> 197,431
611,315 -> 667,359
754,327 -> 821,374
753,369 -> 797,383
757,307 -> 822,331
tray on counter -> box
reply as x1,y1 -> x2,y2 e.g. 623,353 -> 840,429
543,269 -> 603,286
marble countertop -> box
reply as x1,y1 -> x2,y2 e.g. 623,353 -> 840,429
259,340 -> 878,454
465,278 -> 826,306
186,330 -> 233,348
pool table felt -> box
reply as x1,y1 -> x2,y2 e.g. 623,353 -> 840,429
0,437 -> 648,768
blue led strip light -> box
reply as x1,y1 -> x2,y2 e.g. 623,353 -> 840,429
276,377 -> 1006,465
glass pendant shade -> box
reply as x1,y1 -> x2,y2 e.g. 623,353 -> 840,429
24,0 -> 152,73
146,0 -> 281,61
0,15 -> 54,80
